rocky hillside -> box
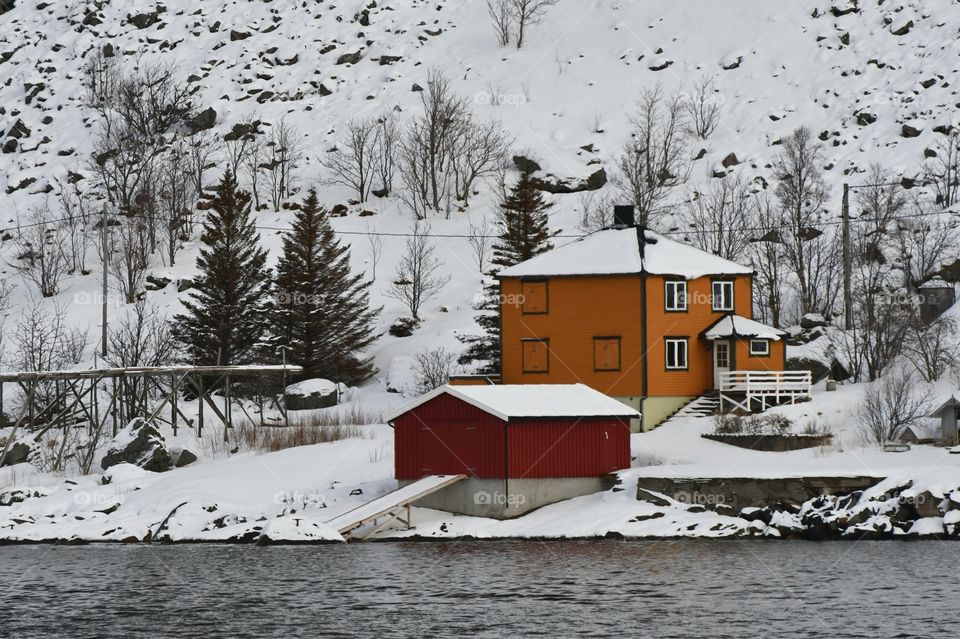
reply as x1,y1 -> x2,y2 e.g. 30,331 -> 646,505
0,0 -> 958,387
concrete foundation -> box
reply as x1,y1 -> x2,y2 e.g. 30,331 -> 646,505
640,396 -> 694,431
403,476 -> 615,519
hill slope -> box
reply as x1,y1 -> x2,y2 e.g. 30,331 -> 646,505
1,0 -> 958,392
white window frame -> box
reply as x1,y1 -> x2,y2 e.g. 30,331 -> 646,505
664,280 -> 687,311
749,339 -> 770,356
665,338 -> 688,370
712,280 -> 734,311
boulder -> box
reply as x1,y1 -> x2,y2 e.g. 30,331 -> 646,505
336,51 -> 363,65
173,449 -> 198,468
901,123 -> 923,138
529,168 -> 607,194
176,277 -> 194,293
799,313 -> 827,329
2,138 -> 16,154
512,155 -> 542,174
230,30 -> 252,41
890,20 -> 913,36
145,275 -> 171,290
128,8 -> 164,29
101,419 -> 172,473
285,379 -> 340,411
7,119 -> 30,139
188,107 -> 217,134
855,111 -> 876,126
721,153 -> 740,168
0,440 -> 33,467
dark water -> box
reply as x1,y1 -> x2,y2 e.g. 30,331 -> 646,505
0,540 -> 954,638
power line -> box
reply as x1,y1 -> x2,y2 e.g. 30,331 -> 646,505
2,203 -> 957,240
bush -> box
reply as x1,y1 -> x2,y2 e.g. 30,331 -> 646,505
389,316 -> 420,337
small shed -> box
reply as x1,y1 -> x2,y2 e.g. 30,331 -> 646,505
386,384 -> 639,518
918,277 -> 956,323
931,395 -> 960,446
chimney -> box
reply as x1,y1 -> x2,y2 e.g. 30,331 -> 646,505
613,205 -> 635,228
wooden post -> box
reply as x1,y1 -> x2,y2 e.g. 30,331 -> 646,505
170,374 -> 178,436
224,374 -> 231,442
112,376 -> 119,436
197,373 -> 204,438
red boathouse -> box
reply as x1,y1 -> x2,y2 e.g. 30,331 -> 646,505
386,384 -> 639,518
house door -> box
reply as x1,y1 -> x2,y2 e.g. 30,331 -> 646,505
713,341 -> 731,389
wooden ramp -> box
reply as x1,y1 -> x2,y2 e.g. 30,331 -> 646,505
326,474 -> 466,540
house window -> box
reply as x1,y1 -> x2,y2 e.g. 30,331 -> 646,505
665,280 -> 687,311
522,280 -> 548,314
749,339 -> 770,357
593,337 -> 621,371
712,280 -> 734,311
665,338 -> 688,370
521,338 -> 550,373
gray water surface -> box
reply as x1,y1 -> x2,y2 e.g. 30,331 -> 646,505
0,540 -> 953,638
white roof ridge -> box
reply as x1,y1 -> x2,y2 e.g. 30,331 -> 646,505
498,226 -> 753,279
385,383 -> 640,422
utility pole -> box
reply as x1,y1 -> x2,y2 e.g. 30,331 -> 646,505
841,183 -> 853,330
100,206 -> 109,358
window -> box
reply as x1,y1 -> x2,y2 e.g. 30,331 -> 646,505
749,339 -> 770,357
593,337 -> 621,371
522,280 -> 548,314
521,338 -> 550,373
665,338 -> 688,370
665,280 -> 687,311
712,280 -> 734,311
714,342 -> 730,368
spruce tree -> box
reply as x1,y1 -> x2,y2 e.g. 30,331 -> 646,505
176,171 -> 270,366
270,189 -> 380,384
459,173 -> 553,373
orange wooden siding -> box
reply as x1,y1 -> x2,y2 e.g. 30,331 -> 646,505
501,272 -> 768,399
644,274 -> 753,397
734,337 -> 786,372
500,275 -> 643,396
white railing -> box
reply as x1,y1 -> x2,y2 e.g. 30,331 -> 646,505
717,370 -> 812,413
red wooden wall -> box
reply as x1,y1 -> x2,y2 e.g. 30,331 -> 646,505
393,393 -> 506,480
393,393 -> 631,480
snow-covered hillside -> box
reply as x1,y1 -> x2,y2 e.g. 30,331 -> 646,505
1,0 -> 959,387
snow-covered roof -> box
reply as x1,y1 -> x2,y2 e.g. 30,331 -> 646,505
919,276 -> 952,290
286,378 -> 337,396
498,227 -> 753,279
385,384 -> 640,422
930,394 -> 960,417
702,314 -> 785,341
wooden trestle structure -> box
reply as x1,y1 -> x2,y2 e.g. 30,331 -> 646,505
0,365 -> 303,468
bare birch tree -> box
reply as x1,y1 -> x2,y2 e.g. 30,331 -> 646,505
322,117 -> 379,203
616,86 -> 689,228
684,176 -> 755,261
509,0 -> 557,49
387,222 -> 450,319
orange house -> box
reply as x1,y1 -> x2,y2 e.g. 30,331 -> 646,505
497,208 -> 789,431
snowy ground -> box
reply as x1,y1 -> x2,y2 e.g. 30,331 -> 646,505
3,381 -> 960,543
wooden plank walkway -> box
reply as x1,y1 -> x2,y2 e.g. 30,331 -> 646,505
326,474 -> 466,540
